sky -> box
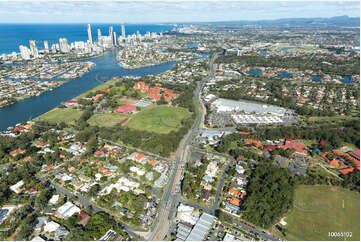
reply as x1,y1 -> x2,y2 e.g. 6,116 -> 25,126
0,0 -> 359,23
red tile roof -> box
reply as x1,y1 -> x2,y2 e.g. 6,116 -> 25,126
338,167 -> 355,175
263,145 -> 277,151
244,139 -> 262,148
92,94 -> 103,100
136,153 -> 146,161
115,104 -> 136,114
329,159 -> 339,167
239,131 -> 253,135
348,150 -> 360,161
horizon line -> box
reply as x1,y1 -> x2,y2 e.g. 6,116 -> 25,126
0,15 -> 359,25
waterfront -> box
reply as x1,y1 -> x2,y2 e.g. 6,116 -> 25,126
0,23 -> 173,55
0,50 -> 177,131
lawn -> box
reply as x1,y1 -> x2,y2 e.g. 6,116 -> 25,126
280,185 -> 360,241
125,105 -> 192,134
77,78 -> 122,98
34,108 -> 83,124
88,113 -> 129,127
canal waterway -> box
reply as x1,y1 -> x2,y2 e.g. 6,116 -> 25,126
0,50 -> 181,131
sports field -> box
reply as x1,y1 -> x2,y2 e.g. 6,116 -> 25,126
125,105 -> 192,134
281,185 -> 360,241
34,108 -> 83,124
88,113 -> 129,127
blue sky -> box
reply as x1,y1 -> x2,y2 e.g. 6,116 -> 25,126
0,1 -> 359,23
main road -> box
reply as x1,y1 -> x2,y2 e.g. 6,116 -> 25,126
146,53 -> 219,240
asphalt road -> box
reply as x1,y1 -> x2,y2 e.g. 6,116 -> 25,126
35,175 -> 146,240
146,53 -> 220,240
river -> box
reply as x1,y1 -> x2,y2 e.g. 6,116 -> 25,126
0,49 -> 180,131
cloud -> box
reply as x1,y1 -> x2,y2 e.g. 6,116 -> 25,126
0,1 -> 359,23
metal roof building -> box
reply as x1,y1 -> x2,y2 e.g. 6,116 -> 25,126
212,98 -> 286,116
186,213 -> 215,241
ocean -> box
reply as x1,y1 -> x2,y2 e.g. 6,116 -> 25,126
0,23 -> 173,55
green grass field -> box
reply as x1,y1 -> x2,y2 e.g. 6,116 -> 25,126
125,105 -> 192,134
34,108 -> 83,124
88,113 -> 129,127
78,78 -> 122,98
280,185 -> 360,241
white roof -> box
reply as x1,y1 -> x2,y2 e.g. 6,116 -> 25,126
57,201 -> 73,215
31,236 -> 46,241
177,204 -> 198,225
63,205 -> 80,218
43,221 -> 60,233
223,233 -> 236,241
10,180 -> 24,194
49,195 -> 59,205
57,201 -> 80,218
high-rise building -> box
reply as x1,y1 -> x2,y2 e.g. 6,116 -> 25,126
87,24 -> 93,45
19,45 -> 31,60
44,41 -> 49,52
121,24 -> 125,39
59,38 -> 70,53
97,28 -> 102,41
109,26 -> 114,46
29,40 -> 39,58
113,32 -> 118,46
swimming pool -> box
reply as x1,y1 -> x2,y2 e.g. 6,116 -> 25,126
135,102 -> 149,107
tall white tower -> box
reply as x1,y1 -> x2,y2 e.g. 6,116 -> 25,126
87,24 -> 93,45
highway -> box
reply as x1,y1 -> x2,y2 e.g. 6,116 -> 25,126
146,53 -> 220,240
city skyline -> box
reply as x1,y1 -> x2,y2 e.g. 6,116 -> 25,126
0,1 -> 359,24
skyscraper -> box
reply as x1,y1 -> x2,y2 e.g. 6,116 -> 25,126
87,24 -> 93,45
109,26 -> 114,46
121,24 -> 125,39
59,38 -> 69,53
29,40 -> 39,58
97,28 -> 102,41
113,32 -> 118,46
44,41 -> 49,53
19,45 -> 31,60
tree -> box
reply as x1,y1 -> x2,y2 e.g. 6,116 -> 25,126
242,163 -> 294,229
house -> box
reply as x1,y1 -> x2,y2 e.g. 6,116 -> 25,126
278,139 -> 307,154
71,179 -> 83,190
244,139 -> 262,148
56,202 -> 80,219
134,81 -> 149,92
49,195 -> 59,205
235,164 -> 245,174
34,216 -> 49,231
92,93 -> 103,101
148,159 -> 158,166
263,145 -> 277,151
348,150 -> 360,161
10,180 -> 24,194
54,226 -> 69,239
224,202 -> 240,213
135,153 -> 148,164
228,188 -> 240,197
338,167 -> 355,175
43,221 -> 60,233
10,148 -> 26,157
329,159 -> 339,167
227,197 -> 241,207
